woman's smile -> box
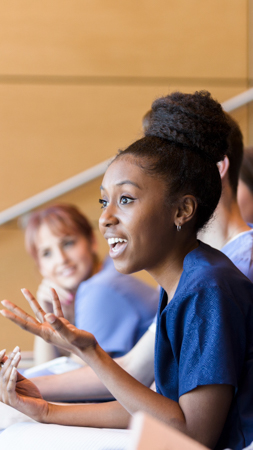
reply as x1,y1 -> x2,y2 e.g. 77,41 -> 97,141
107,237 -> 128,257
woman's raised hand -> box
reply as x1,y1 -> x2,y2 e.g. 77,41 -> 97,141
0,347 -> 49,421
0,289 -> 97,360
37,279 -> 75,307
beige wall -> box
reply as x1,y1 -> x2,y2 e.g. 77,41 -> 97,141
0,0 -> 249,351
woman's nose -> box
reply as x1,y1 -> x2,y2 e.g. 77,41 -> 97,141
99,205 -> 119,229
55,247 -> 69,264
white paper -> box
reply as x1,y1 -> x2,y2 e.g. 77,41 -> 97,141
0,422 -> 131,450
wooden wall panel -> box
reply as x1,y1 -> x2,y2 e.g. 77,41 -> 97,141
0,84 -> 248,211
0,0 -> 247,78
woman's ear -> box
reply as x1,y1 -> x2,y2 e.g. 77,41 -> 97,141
217,156 -> 230,180
174,195 -> 198,228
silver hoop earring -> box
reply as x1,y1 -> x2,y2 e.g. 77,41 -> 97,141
177,224 -> 181,232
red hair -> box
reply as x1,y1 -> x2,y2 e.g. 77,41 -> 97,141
25,204 -> 94,263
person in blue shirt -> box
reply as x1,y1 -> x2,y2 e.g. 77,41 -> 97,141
1,91 -> 253,450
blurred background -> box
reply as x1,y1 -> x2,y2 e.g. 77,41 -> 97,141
0,0 -> 252,352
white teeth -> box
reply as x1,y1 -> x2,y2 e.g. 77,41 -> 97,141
59,267 -> 75,277
108,237 -> 127,245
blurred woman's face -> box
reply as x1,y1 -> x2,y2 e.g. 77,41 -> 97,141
36,223 -> 96,292
237,179 -> 253,224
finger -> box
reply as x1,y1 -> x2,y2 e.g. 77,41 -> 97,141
10,351 -> 21,368
1,300 -> 38,325
0,346 -> 19,372
50,289 -> 64,318
0,350 -> 20,402
5,366 -> 19,407
54,286 -> 74,304
47,283 -> 74,305
37,284 -> 66,307
0,355 -> 12,378
8,346 -> 20,360
21,289 -> 46,323
39,279 -> 74,306
0,309 -> 43,337
45,313 -> 75,343
0,349 -> 6,366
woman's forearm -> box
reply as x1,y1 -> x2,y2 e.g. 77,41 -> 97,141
33,366 -> 114,402
83,344 -> 185,428
33,330 -> 155,402
81,345 -> 233,448
44,400 -> 130,429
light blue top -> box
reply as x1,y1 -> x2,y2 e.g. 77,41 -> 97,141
221,229 -> 253,282
75,257 -> 159,357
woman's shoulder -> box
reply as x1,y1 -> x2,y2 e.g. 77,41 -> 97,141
184,240 -> 253,285
166,241 -> 253,317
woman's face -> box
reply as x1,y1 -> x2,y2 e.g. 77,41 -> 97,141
36,223 -> 96,292
99,156 -> 177,277
237,179 -> 253,224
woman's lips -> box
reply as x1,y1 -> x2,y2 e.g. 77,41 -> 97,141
57,267 -> 76,277
107,238 -> 128,258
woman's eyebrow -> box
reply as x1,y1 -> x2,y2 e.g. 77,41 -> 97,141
100,180 -> 141,190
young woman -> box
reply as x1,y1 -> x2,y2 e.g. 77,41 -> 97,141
0,91 -> 253,450
24,204 -> 159,364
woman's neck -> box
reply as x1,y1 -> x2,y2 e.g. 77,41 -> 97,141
149,236 -> 199,303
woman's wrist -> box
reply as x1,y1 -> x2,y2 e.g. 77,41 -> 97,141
76,340 -> 102,366
41,401 -> 56,424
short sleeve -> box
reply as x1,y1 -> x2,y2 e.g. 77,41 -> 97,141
155,284 -> 248,400
175,286 -> 247,397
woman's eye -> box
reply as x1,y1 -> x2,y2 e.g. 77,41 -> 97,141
120,196 -> 134,205
63,240 -> 75,248
99,198 -> 108,209
42,249 -> 51,258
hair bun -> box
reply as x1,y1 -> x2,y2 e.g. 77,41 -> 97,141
145,91 -> 230,164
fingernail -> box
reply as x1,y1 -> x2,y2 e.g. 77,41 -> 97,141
0,349 -> 6,357
45,313 -> 56,324
0,310 -> 7,317
13,346 -> 20,353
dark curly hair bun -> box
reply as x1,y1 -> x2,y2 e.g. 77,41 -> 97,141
146,91 -> 230,164
117,90 -> 231,231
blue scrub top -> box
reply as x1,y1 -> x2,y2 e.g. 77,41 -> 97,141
155,241 -> 253,450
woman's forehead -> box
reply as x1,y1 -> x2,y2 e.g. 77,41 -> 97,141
36,221 -> 76,245
102,155 -> 148,188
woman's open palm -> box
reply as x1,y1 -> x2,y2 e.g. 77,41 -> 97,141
0,288 -> 97,360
